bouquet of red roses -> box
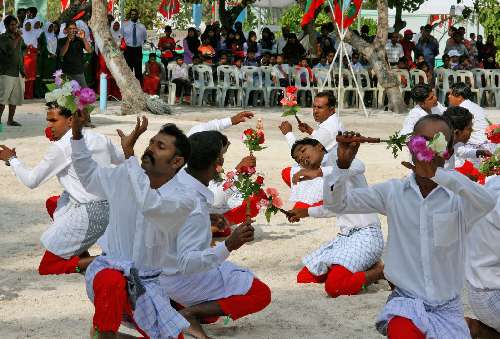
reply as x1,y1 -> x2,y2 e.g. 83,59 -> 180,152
485,122 -> 500,144
456,160 -> 486,185
242,128 -> 266,153
281,86 -> 300,118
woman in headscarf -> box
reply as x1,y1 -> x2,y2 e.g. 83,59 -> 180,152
259,27 -> 275,55
282,33 -> 306,66
35,22 -> 58,98
244,31 -> 260,57
183,27 -> 200,64
22,19 -> 38,99
95,20 -> 122,100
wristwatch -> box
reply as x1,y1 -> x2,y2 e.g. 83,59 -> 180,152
5,155 -> 16,166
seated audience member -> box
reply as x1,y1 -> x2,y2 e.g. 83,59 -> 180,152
142,53 -> 161,95
170,55 -> 191,104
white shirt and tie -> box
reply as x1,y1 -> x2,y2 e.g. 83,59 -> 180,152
121,20 -> 147,48
323,163 -> 495,305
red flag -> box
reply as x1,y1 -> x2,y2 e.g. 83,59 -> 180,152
332,0 -> 362,29
107,0 -> 114,13
301,0 -> 325,28
61,0 -> 70,12
159,0 -> 180,19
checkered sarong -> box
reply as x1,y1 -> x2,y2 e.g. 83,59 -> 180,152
467,282 -> 500,332
303,224 -> 384,275
86,256 -> 189,338
376,288 -> 471,339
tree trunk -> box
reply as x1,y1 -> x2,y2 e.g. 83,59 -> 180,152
342,0 -> 405,113
90,0 -> 147,115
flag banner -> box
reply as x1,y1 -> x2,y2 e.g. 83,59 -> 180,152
332,0 -> 362,29
301,0 -> 325,28
159,0 -> 180,19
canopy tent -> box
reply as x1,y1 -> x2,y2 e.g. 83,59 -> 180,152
253,0 -> 295,8
409,0 -> 475,15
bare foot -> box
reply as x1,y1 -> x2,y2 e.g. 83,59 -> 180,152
180,309 -> 210,339
365,261 -> 385,286
465,317 -> 500,339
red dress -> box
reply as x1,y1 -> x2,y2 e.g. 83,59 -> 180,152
142,61 -> 161,95
24,45 -> 37,99
97,53 -> 122,100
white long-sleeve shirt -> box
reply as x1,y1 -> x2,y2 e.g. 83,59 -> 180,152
466,176 -> 500,290
446,142 -> 480,169
400,103 -> 446,136
10,129 -> 124,203
121,20 -> 147,48
71,138 -> 194,271
186,117 -> 232,137
285,113 -> 344,152
459,99 -> 488,145
323,164 -> 495,305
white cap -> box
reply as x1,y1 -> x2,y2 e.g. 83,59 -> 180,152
448,50 -> 462,57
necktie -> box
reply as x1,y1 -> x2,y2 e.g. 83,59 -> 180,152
132,23 -> 137,46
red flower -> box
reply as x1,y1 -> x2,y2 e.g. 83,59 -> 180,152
485,124 -> 500,143
257,130 -> 265,144
243,128 -> 254,136
45,127 -> 55,141
238,166 -> 256,175
455,160 -> 486,185
255,175 -> 264,185
286,86 -> 298,95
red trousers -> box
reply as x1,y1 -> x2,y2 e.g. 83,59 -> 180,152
217,278 -> 272,320
45,195 -> 60,220
297,265 -> 366,298
38,250 -> 81,275
387,316 -> 425,339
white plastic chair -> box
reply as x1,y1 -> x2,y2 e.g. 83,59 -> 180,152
337,69 -> 357,109
453,70 -> 480,103
354,69 -> 378,108
472,68 -> 494,106
313,68 -> 337,94
191,65 -> 218,106
241,66 -> 266,107
292,67 -> 314,106
263,65 -> 286,107
410,69 -> 428,87
491,70 -> 500,108
392,69 -> 412,96
216,65 -> 242,107
435,68 -> 455,104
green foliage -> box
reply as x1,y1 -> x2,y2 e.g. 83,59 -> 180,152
47,0 -> 60,22
279,4 -> 304,34
243,6 -> 258,32
473,0 -> 500,62
387,0 -> 426,13
124,0 -> 163,29
358,17 -> 377,35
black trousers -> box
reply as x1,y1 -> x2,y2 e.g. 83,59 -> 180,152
124,46 -> 143,83
172,78 -> 191,97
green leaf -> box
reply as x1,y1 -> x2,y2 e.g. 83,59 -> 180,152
84,105 -> 95,115
265,208 -> 272,223
46,83 -> 57,91
66,96 -> 77,113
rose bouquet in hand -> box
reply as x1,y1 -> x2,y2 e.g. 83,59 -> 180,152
479,148 -> 500,177
257,188 -> 284,223
223,166 -> 262,199
485,121 -> 500,144
281,86 -> 301,120
407,132 -> 449,162
242,128 -> 266,153
45,70 -> 97,114
456,160 -> 486,184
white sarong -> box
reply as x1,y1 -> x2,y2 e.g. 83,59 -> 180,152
303,225 -> 383,275
467,281 -> 500,332
41,192 -> 109,258
86,256 -> 189,339
376,288 -> 471,339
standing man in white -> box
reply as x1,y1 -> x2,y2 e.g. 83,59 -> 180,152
121,9 -> 147,84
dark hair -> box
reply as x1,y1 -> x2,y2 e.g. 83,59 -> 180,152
159,123 -> 191,169
46,102 -> 72,118
66,20 -> 77,28
16,8 -> 26,15
413,114 -> 453,148
291,138 -> 322,160
213,131 -> 229,148
412,84 -> 433,103
164,25 -> 172,32
27,7 -> 37,16
442,106 -> 473,131
4,15 -> 18,27
149,52 -> 157,58
187,131 -> 222,171
316,91 -> 337,108
450,82 -> 472,100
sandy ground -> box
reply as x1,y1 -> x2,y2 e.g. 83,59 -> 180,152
1,101 -> 499,339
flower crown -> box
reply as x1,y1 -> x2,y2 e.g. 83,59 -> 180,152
44,70 -> 97,114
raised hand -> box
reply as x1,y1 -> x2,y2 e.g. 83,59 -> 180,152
231,111 -> 254,125
71,109 -> 89,140
298,122 -> 313,135
117,116 -> 148,159
286,208 -> 309,223
292,168 -> 323,184
0,145 -> 16,162
225,219 -> 255,251
401,158 -> 439,179
235,155 -> 256,172
337,131 -> 361,169
279,121 -> 292,135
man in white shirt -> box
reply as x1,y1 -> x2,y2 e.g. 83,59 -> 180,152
400,84 -> 446,136
323,115 -> 495,338
0,102 -> 124,276
121,8 -> 147,83
71,116 -> 194,338
279,92 -> 343,208
170,55 -> 191,104
385,32 -> 404,66
285,138 -> 384,298
465,177 -> 500,338
448,82 -> 488,145
157,131 -> 271,339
